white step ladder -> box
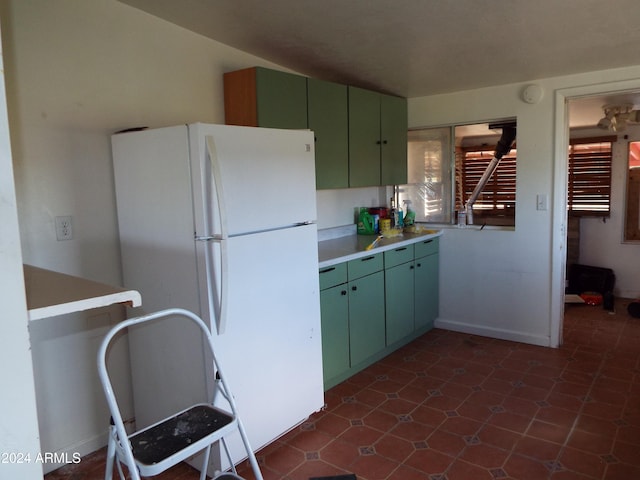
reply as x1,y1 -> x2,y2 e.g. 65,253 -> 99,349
97,308 -> 263,480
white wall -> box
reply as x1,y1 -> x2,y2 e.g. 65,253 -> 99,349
0,16 -> 43,479
316,186 -> 391,229
409,67 -> 640,347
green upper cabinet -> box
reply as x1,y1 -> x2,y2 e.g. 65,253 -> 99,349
348,86 -> 383,187
224,67 -> 307,129
224,67 -> 407,188
380,94 -> 408,185
348,86 -> 408,187
307,78 -> 349,189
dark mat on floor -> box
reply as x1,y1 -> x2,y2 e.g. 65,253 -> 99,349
309,475 -> 357,480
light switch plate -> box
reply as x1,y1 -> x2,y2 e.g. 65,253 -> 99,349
536,194 -> 548,211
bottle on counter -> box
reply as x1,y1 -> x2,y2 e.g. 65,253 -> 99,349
403,200 -> 415,226
389,197 -> 396,228
396,202 -> 404,228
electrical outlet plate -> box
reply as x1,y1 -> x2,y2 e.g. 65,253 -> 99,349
55,215 -> 73,240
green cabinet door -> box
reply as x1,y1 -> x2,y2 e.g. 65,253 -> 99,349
414,253 -> 439,331
320,284 -> 350,387
349,271 -> 385,366
255,67 -> 308,129
348,87 -> 408,187
307,78 -> 349,189
348,86 -> 382,187
385,261 -> 415,345
380,94 -> 408,185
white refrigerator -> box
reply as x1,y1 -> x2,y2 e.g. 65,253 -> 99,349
111,123 -> 324,469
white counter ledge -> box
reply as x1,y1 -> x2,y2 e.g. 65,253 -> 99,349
24,264 -> 142,321
318,227 -> 442,268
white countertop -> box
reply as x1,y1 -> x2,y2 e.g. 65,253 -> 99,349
318,228 -> 442,268
24,264 -> 142,321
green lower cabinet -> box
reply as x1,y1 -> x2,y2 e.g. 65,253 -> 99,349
348,271 -> 386,366
415,253 -> 439,330
319,238 -> 439,390
319,285 -> 350,385
385,261 -> 415,345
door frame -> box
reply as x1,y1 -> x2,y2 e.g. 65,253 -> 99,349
551,79 -> 640,347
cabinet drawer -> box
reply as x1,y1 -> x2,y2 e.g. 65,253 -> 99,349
384,245 -> 414,268
415,237 -> 439,258
347,253 -> 383,280
319,263 -> 347,290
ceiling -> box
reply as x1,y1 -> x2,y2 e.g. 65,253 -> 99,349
119,0 -> 640,126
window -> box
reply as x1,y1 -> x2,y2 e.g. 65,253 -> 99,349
567,137 -> 615,216
624,140 -> 640,241
400,120 -> 516,227
400,127 -> 453,224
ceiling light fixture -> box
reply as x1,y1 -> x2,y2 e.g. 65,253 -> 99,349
597,103 -> 639,131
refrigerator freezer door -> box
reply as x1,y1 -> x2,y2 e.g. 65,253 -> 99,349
112,125 -> 210,426
189,123 -> 317,238
208,223 -> 324,465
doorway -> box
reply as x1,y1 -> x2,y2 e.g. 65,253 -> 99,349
552,81 -> 640,347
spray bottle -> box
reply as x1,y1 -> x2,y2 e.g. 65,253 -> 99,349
396,201 -> 404,228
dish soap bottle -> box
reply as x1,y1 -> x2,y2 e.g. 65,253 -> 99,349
403,200 -> 415,226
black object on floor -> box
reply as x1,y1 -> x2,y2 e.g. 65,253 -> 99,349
309,475 -> 357,480
566,263 -> 615,295
628,301 -> 640,318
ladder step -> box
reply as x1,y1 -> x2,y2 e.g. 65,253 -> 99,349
130,404 -> 234,466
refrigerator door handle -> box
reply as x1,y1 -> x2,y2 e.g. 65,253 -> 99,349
213,239 -> 229,335
205,136 -> 229,241
204,136 -> 230,334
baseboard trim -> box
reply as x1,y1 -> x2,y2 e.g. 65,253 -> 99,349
434,318 -> 552,348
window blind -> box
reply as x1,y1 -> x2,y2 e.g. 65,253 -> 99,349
457,147 -> 517,220
568,136 -> 615,216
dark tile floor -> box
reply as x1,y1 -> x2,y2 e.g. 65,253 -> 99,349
45,298 -> 640,480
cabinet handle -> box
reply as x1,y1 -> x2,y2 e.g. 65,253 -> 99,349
423,240 -> 433,245
410,265 -> 414,270
382,140 -> 388,145
341,290 -> 347,296
417,263 -> 422,267
395,247 -> 407,252
361,256 -> 376,262
351,286 -> 358,291
319,267 -> 336,274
